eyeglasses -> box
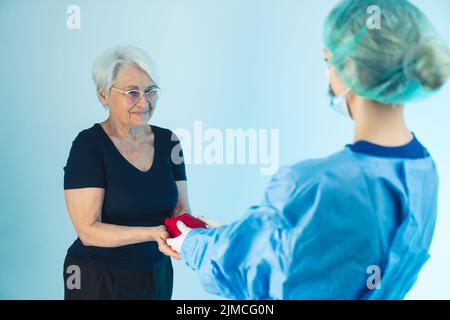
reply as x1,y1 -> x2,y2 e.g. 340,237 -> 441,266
110,85 -> 160,107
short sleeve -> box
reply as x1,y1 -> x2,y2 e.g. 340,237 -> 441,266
167,130 -> 187,181
63,133 -> 106,189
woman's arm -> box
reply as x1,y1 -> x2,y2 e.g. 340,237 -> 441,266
64,187 -> 180,258
176,207 -> 290,299
172,180 -> 192,216
168,167 -> 297,298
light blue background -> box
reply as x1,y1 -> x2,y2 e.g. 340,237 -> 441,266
0,0 -> 449,299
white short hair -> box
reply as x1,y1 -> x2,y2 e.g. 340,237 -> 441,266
92,46 -> 158,94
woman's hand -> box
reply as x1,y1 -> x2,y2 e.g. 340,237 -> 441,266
151,225 -> 181,260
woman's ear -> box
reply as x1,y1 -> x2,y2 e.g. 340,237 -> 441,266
97,87 -> 108,105
324,48 -> 331,61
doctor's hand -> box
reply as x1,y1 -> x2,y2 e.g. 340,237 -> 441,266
197,216 -> 225,228
152,225 -> 181,260
167,221 -> 192,254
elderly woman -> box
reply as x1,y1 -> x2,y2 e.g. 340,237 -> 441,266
63,46 -> 186,300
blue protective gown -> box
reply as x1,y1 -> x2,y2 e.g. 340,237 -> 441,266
180,135 -> 438,299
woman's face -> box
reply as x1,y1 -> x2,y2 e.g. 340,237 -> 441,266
99,64 -> 157,128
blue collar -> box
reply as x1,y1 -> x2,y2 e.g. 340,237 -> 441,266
347,134 -> 430,159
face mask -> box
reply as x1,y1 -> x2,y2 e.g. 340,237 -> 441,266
330,87 -> 351,119
326,67 -> 352,119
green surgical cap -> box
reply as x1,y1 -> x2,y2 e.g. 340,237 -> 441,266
323,0 -> 450,104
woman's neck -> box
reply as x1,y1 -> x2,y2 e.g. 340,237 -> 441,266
351,98 -> 413,146
102,117 -> 151,143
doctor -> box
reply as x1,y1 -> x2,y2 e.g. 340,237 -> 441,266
166,0 -> 450,299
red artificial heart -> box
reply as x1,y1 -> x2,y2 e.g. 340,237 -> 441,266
164,213 -> 207,237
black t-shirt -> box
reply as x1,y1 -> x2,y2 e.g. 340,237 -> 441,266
63,123 -> 186,269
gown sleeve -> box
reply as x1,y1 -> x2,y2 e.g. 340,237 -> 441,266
180,167 -> 297,299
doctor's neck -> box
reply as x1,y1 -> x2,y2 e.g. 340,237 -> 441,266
349,96 -> 413,147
